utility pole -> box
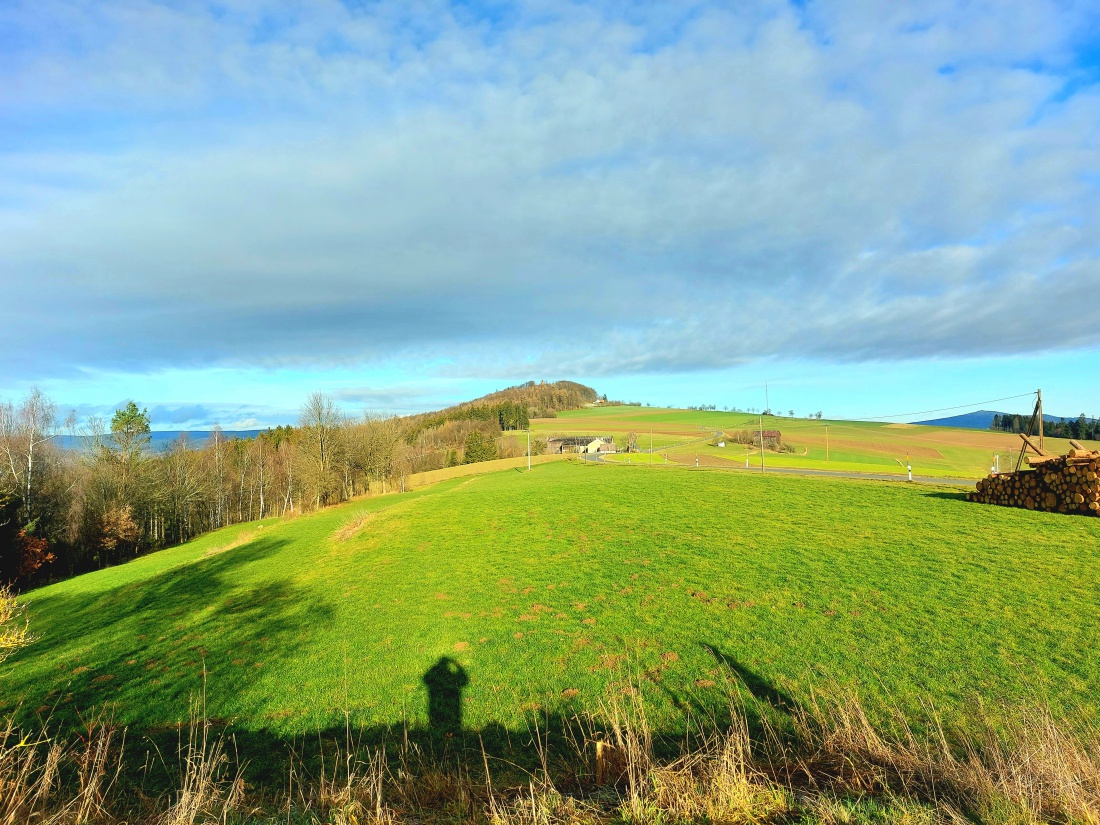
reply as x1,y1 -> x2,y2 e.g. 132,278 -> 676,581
527,429 -> 531,471
759,414 -> 765,473
1037,389 -> 1044,452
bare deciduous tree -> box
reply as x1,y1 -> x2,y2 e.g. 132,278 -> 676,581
0,387 -> 63,523
298,393 -> 344,507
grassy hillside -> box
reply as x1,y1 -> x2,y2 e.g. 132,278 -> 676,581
534,406 -> 1100,478
6,461 -> 1100,743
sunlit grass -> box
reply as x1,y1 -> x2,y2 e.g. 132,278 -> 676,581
7,461 -> 1100,740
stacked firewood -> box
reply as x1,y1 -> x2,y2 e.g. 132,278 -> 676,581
968,447 -> 1100,515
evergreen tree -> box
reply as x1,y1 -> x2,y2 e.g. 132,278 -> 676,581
463,431 -> 497,464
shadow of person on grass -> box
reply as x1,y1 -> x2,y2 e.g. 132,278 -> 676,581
423,657 -> 469,736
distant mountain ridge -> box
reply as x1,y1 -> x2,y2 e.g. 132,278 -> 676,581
916,410 -> 1097,430
59,429 -> 266,451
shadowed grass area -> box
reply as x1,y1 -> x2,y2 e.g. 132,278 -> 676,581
5,462 -> 1100,742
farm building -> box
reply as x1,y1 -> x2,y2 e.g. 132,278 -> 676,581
752,430 -> 783,449
547,436 -> 616,454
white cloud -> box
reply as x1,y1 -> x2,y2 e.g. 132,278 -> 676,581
1,0 -> 1098,384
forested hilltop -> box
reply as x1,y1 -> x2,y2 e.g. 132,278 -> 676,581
0,381 -> 598,589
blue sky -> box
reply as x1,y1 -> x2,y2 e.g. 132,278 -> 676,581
1,0 -> 1099,429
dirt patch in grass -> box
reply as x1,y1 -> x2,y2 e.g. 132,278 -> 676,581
591,654 -> 626,672
331,512 -> 373,542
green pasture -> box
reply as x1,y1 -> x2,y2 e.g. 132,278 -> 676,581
6,461 -> 1100,744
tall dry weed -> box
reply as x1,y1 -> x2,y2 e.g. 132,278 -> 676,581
156,712 -> 242,825
0,711 -> 122,825
4,683 -> 1100,824
0,716 -> 63,825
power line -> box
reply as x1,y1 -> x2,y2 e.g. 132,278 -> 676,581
857,392 -> 1037,422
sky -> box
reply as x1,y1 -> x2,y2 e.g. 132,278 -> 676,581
1,0 -> 1099,429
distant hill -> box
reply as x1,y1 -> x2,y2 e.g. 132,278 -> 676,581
446,380 -> 599,417
915,410 -> 1003,429
916,410 -> 1094,430
403,380 -> 600,432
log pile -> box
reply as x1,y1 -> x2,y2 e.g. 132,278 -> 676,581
967,448 -> 1100,516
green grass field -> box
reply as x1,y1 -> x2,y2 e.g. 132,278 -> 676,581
6,460 -> 1100,745
533,406 -> 1100,479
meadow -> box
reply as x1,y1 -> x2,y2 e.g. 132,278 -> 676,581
533,406 -> 1100,479
7,459 -> 1100,747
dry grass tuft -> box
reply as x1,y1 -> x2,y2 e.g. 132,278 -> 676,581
156,705 -> 243,825
332,512 -> 374,542
0,710 -> 122,825
788,690 -> 1100,825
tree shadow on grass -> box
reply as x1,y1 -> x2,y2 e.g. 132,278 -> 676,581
4,535 -> 335,731
642,644 -> 804,745
700,643 -> 797,714
922,491 -> 971,502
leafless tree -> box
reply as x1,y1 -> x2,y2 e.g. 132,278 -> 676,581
298,393 -> 344,507
0,388 -> 64,523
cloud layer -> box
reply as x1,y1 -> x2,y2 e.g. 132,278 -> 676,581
2,0 -> 1099,384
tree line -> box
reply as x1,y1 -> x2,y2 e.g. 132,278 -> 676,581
0,385 -> 572,590
991,412 -> 1099,441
